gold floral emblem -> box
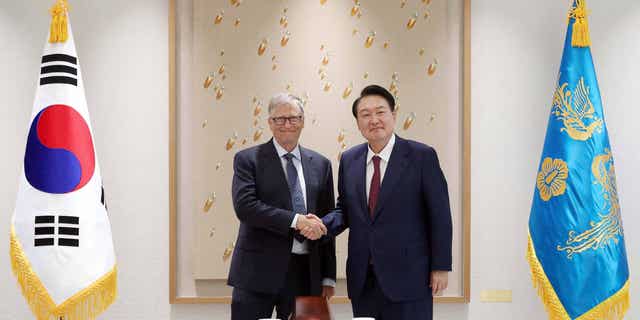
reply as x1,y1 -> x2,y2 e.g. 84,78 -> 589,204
552,77 -> 603,141
558,149 -> 624,258
537,158 -> 569,201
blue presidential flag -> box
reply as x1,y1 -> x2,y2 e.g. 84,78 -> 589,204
527,1 -> 630,319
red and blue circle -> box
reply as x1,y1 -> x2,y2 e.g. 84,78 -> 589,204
24,104 -> 95,194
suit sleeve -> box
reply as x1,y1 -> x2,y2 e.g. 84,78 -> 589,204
231,151 -> 296,237
319,160 -> 337,281
322,155 -> 349,237
422,147 -> 453,271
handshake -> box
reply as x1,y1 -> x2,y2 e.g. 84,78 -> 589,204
295,214 -> 327,240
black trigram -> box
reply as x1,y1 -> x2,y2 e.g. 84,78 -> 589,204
34,215 -> 79,247
39,54 -> 78,86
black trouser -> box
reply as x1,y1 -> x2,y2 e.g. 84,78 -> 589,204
231,254 -> 310,320
351,264 -> 433,320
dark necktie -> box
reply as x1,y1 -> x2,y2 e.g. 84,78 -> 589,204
368,155 -> 381,217
283,153 -> 307,242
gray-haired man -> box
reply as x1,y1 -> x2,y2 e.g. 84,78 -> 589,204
228,93 -> 336,319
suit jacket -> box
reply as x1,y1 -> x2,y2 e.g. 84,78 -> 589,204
323,135 -> 452,302
228,139 -> 336,295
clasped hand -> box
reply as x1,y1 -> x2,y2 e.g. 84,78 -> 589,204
296,214 -> 327,240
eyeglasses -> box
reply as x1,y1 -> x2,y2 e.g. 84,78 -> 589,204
270,115 -> 303,125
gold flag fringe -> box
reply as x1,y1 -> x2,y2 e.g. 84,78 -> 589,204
569,0 -> 591,47
527,233 -> 629,320
576,281 -> 629,320
49,0 -> 69,43
10,226 -> 117,320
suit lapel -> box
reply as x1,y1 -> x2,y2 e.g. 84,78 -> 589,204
299,146 -> 316,213
351,144 -> 370,223
259,139 -> 292,209
372,136 -> 410,222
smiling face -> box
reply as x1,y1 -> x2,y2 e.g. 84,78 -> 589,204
268,102 -> 305,149
355,94 -> 396,146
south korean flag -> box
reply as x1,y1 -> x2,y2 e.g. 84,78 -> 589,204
9,1 -> 117,319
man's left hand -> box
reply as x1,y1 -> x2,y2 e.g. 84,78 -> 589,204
430,271 -> 449,296
321,286 -> 335,299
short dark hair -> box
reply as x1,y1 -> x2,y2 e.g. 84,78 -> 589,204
351,84 -> 396,118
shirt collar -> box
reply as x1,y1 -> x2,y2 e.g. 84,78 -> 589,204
367,134 -> 396,164
273,138 -> 301,160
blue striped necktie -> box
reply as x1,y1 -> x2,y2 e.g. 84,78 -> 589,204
283,153 -> 307,242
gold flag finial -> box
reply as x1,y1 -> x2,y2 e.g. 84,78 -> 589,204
569,0 -> 591,47
49,0 -> 69,43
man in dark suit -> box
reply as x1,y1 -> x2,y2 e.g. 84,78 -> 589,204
228,93 -> 336,320
309,85 -> 452,319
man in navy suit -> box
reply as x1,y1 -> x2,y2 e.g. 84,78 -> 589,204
228,93 -> 336,320
306,85 -> 452,319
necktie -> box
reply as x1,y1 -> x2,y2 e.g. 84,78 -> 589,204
368,155 -> 381,218
283,153 -> 307,242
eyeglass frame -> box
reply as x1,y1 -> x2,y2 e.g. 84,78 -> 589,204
269,115 -> 304,125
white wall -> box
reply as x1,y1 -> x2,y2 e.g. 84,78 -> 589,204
0,0 -> 637,319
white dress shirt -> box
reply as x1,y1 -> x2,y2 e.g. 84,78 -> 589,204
366,134 -> 396,200
273,139 -> 336,288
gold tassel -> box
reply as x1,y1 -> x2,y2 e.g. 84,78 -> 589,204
49,0 -> 69,43
527,233 -> 629,320
569,0 -> 591,47
10,226 -> 117,320
526,233 -> 571,319
575,281 -> 629,320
